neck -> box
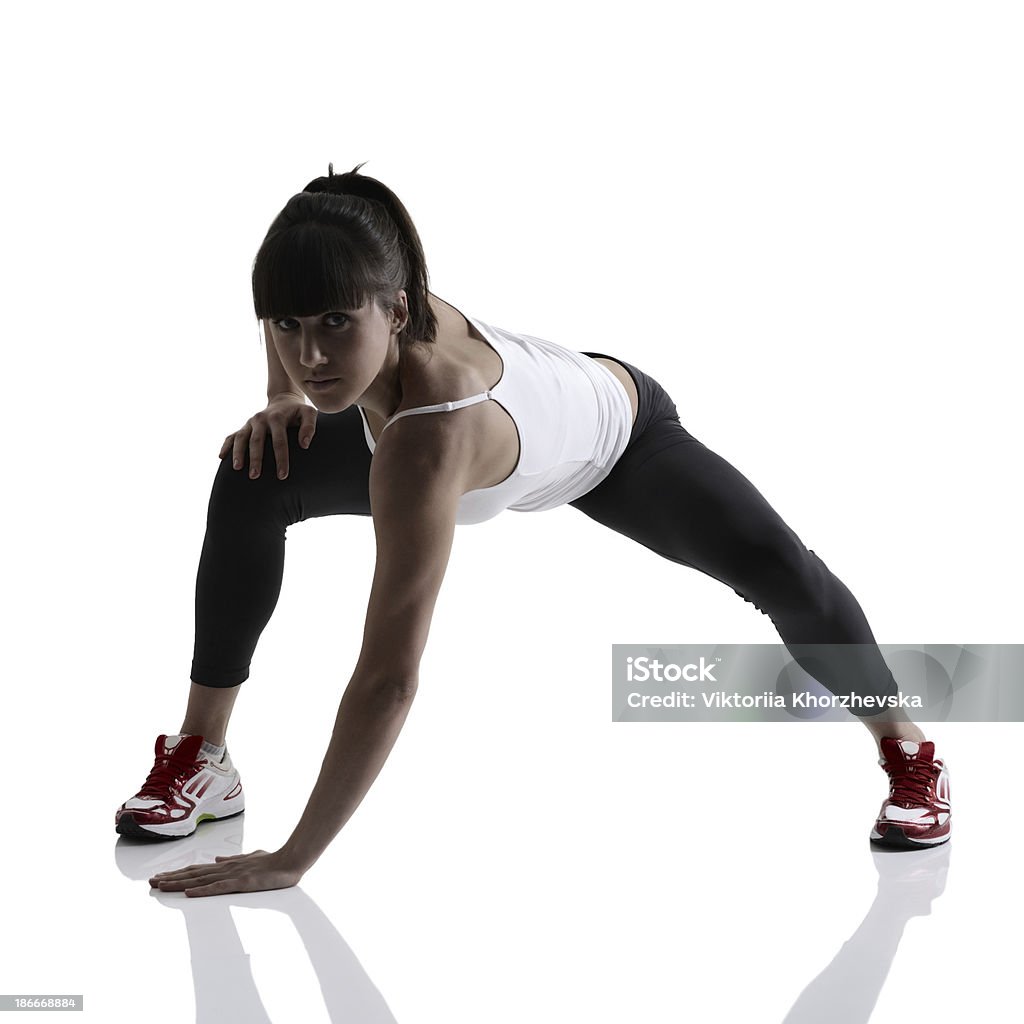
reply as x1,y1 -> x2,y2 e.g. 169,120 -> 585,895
357,336 -> 405,420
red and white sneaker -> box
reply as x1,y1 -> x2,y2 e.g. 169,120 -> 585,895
115,733 -> 245,840
870,738 -> 951,849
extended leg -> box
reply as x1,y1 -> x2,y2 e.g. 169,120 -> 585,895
570,366 -> 923,752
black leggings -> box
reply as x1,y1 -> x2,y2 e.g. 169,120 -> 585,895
191,355 -> 899,715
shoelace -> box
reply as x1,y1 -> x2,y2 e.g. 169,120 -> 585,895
884,755 -> 941,806
137,755 -> 200,799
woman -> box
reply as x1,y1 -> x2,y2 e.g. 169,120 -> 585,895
120,163 -> 951,898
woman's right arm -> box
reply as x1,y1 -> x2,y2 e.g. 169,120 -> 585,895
217,319 -> 317,480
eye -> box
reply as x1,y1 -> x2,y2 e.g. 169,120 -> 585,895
270,313 -> 349,331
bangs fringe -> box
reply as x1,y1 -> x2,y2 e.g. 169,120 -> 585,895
252,221 -> 379,320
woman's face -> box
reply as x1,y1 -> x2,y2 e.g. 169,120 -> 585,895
268,293 -> 406,413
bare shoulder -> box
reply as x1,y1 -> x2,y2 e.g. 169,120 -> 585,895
361,295 -> 497,434
361,294 -> 513,499
368,409 -> 476,516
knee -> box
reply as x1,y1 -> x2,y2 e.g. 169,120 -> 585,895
205,440 -> 303,530
726,529 -> 833,617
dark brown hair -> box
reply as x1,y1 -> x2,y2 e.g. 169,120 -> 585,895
251,161 -> 438,344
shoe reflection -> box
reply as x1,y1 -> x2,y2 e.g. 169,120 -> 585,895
114,818 -> 398,1023
781,842 -> 951,1023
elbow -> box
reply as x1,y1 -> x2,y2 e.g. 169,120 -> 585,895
349,671 -> 419,707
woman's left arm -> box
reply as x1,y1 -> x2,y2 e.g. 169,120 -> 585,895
150,416 -> 470,897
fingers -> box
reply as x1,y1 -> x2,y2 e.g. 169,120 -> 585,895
223,423 -> 266,477
149,851 -> 275,897
273,409 -> 317,478
270,420 -> 290,480
148,851 -> 297,898
184,879 -> 239,898
157,873 -> 237,897
299,407 -> 317,450
150,862 -> 241,895
221,408 -> 313,481
230,428 -> 251,473
247,422 -> 267,479
150,866 -> 221,891
150,851 -> 270,888
224,415 -> 315,479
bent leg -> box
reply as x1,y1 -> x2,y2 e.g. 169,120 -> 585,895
570,369 -> 900,715
190,407 -> 372,688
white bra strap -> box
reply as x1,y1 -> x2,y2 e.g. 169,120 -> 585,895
380,390 -> 495,432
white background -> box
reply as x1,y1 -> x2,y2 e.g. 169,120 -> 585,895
2,2 -> 1021,1021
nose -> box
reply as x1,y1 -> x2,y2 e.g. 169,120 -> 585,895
298,331 -> 328,370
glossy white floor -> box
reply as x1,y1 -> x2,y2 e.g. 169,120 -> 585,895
4,3 -> 1021,1021
102,724 -> 1011,1024
5,699 -> 1019,1022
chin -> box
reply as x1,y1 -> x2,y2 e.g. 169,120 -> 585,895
311,395 -> 351,414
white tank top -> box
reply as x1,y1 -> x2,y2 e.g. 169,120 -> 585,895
356,311 -> 633,525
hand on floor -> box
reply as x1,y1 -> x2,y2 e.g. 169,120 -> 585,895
149,849 -> 302,897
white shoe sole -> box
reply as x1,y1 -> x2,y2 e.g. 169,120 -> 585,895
116,772 -> 245,840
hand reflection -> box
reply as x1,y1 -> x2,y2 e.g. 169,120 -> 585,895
115,820 -> 399,1023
